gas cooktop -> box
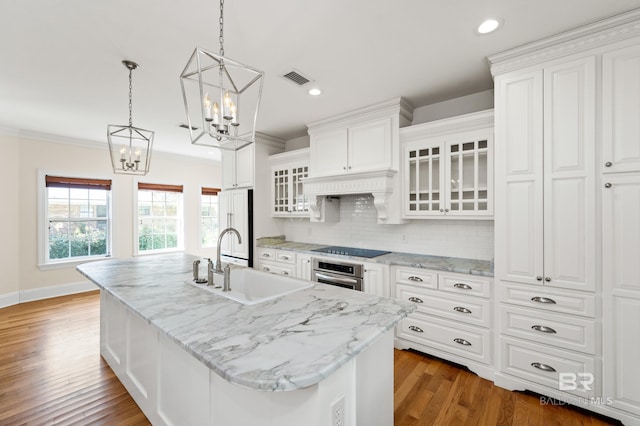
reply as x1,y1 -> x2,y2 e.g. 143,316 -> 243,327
311,246 -> 391,258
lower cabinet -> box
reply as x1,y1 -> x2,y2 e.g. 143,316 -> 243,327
362,262 -> 389,297
392,266 -> 494,380
296,253 -> 312,281
256,248 -> 296,278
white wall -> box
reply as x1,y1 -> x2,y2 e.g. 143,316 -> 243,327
0,131 -> 21,304
4,131 -> 220,302
281,194 -> 494,261
411,90 -> 494,125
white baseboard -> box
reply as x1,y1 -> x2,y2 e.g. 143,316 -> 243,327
0,291 -> 19,309
18,280 -> 98,304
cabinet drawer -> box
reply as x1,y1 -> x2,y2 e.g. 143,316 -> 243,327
396,284 -> 490,328
257,248 -> 276,261
500,337 -> 596,398
397,314 -> 491,364
275,251 -> 296,264
394,267 -> 437,289
439,272 -> 492,298
501,305 -> 596,354
257,262 -> 294,277
499,283 -> 595,318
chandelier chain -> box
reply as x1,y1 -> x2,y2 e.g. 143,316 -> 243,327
128,67 -> 133,128
219,0 -> 225,57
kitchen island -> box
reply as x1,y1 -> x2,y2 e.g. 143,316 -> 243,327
77,253 -> 414,426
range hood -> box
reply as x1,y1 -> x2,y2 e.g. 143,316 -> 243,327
303,169 -> 401,223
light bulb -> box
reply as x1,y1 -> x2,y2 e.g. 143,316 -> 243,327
203,93 -> 212,119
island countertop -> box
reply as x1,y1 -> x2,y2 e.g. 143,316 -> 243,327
76,253 -> 414,392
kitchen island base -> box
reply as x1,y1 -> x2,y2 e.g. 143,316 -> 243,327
101,290 -> 394,426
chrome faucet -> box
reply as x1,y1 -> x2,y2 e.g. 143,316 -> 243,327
215,227 -> 242,273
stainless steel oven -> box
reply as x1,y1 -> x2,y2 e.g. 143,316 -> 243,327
311,258 -> 363,291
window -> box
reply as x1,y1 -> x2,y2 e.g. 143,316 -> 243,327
201,187 -> 220,248
137,183 -> 183,253
44,175 -> 112,264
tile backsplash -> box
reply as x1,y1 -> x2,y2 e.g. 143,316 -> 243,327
282,194 -> 494,261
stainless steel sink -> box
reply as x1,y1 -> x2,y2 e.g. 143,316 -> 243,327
186,267 -> 313,305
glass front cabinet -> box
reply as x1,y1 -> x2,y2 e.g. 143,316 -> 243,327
402,111 -> 494,218
270,148 -> 310,217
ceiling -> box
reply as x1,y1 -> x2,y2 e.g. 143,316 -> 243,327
1,1 -> 639,160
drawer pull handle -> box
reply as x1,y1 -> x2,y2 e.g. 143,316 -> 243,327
453,283 -> 472,290
453,338 -> 471,346
281,256 -> 290,260
531,296 -> 556,304
531,325 -> 557,334
408,297 -> 424,304
408,325 -> 423,333
263,267 -> 270,272
408,276 -> 423,282
262,253 -> 271,258
453,306 -> 472,314
282,271 -> 289,276
531,362 -> 556,372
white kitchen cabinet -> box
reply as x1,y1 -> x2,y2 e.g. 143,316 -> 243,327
256,247 -> 296,278
602,173 -> 640,416
222,144 -> 254,190
603,43 -> 640,174
402,114 -> 494,218
309,118 -> 392,177
362,261 -> 389,298
495,57 -> 596,292
393,266 -> 494,380
269,148 -> 310,217
218,189 -> 249,259
296,253 -> 312,281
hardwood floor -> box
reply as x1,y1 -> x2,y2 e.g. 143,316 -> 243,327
0,292 -> 620,426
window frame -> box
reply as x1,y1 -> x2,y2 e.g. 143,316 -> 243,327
199,187 -> 220,249
133,179 -> 185,256
37,169 -> 114,270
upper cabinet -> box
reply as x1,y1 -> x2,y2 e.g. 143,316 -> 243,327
603,43 -> 640,173
400,111 -> 494,219
309,118 -> 392,177
221,144 -> 254,190
269,148 -> 310,217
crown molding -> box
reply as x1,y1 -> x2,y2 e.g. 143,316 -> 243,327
400,109 -> 494,141
488,8 -> 640,76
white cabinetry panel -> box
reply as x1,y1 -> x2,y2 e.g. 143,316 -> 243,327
126,311 -> 157,403
348,118 -> 392,173
104,292 -> 126,367
309,129 -> 348,176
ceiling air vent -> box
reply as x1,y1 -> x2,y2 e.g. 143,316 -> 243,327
281,69 -> 312,86
178,123 -> 199,131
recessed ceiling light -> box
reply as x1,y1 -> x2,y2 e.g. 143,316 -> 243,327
477,18 -> 502,35
308,88 -> 322,96
207,151 -> 216,155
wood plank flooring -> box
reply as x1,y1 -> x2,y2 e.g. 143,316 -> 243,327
0,291 -> 620,425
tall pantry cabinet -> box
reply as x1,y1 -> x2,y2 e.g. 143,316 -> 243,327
490,9 -> 640,425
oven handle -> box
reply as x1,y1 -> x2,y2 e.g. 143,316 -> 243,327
314,272 -> 359,285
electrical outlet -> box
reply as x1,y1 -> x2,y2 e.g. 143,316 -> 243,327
331,395 -> 345,426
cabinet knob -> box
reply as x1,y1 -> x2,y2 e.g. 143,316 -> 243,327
445,208 -> 449,213
440,208 -> 444,212
545,277 -> 551,282
605,161 -> 612,167
348,166 -> 351,170
536,276 -> 543,281
604,183 -> 612,188
531,362 -> 556,372
343,166 -> 347,170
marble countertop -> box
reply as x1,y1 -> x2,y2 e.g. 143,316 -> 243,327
77,253 -> 414,392
257,237 -> 494,277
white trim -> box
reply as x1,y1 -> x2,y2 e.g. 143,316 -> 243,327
0,292 -> 20,309
37,169 -> 115,268
0,125 -> 20,137
19,280 -> 98,303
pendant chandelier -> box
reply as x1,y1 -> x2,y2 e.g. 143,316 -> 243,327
180,0 -> 264,151
107,60 -> 154,175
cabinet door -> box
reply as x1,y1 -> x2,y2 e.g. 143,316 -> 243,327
221,150 -> 236,190
543,57 -> 596,292
290,164 -> 309,215
603,173 -> 640,416
444,130 -> 493,216
235,144 -> 254,188
271,166 -> 289,216
404,139 -> 444,216
309,129 -> 348,176
296,254 -> 312,280
363,262 -> 389,297
348,118 -> 392,173
495,70 -> 544,285
603,44 -> 640,173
